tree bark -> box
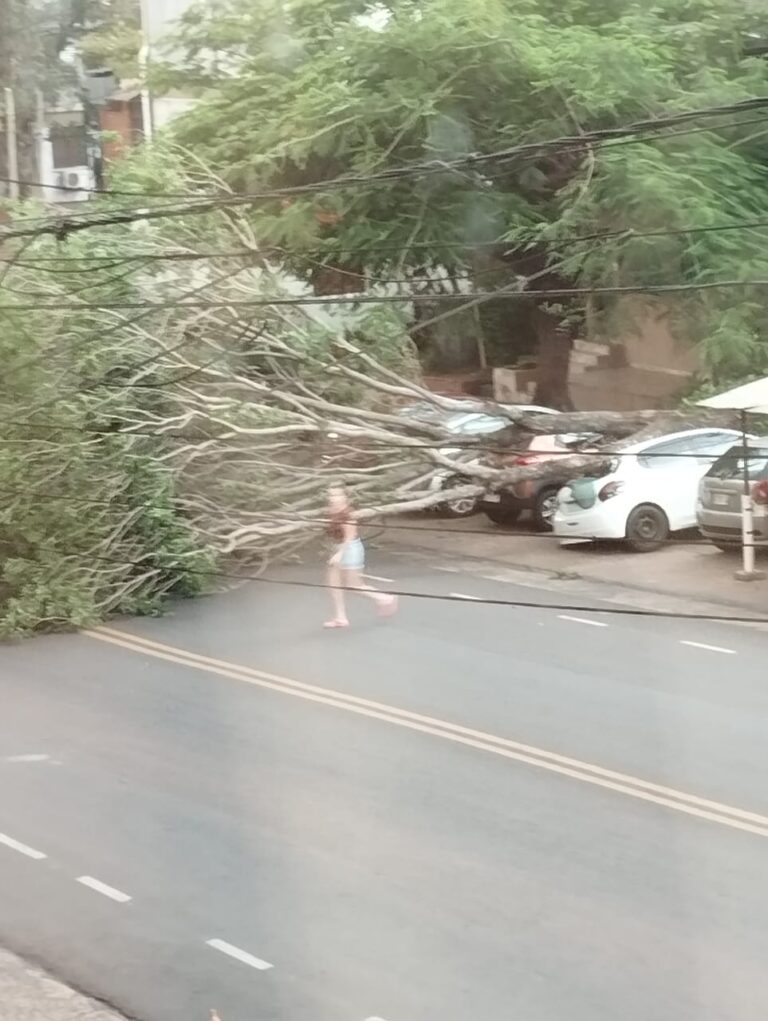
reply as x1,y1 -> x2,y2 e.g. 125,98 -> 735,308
311,263 -> 365,295
532,307 -> 574,410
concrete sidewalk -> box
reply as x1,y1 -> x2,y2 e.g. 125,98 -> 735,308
378,515 -> 768,615
0,948 -> 128,1021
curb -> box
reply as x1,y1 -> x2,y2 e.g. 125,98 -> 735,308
378,533 -> 768,622
0,947 -> 129,1021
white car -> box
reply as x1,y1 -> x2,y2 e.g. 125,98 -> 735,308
431,405 -> 556,516
552,427 -> 744,552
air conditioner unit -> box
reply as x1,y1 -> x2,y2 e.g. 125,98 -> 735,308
54,167 -> 91,200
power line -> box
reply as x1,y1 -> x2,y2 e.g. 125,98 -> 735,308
0,422 -> 751,458
7,211 -> 768,270
0,478 -> 745,544
43,546 -> 768,624
5,275 -> 768,313
0,260 -> 264,429
3,100 -> 767,204
3,99 -> 768,242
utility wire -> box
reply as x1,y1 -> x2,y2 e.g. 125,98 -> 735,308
7,209 -> 768,269
6,276 -> 768,313
2,99 -> 767,204
41,546 -> 768,624
3,99 -> 768,242
0,484 -> 743,544
6,110 -> 765,243
0,411 -> 752,456
0,464 -> 756,549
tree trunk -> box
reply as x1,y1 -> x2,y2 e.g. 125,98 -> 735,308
532,307 -> 574,410
311,263 -> 365,295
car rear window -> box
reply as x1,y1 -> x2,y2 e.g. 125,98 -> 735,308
706,445 -> 768,480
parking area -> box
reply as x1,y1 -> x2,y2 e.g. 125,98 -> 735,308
377,513 -> 768,615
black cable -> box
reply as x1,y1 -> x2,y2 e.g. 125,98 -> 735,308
44,546 -> 768,624
7,208 -> 768,269
0,476 -> 751,545
0,414 -> 752,458
7,274 -> 768,313
0,262 -> 262,428
3,99 -> 768,242
7,204 -> 768,270
3,99 -> 767,203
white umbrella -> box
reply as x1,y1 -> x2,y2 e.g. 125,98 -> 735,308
697,377 -> 768,579
698,376 -> 768,414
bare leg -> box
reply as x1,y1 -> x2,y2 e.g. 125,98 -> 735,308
325,562 -> 349,625
345,569 -> 397,615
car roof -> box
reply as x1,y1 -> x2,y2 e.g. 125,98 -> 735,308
721,435 -> 768,448
619,427 -> 743,454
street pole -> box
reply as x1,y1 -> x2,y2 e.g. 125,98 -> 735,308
139,0 -> 154,140
736,408 -> 765,581
3,87 -> 19,199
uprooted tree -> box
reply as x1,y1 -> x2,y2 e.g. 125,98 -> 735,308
0,154 -> 739,633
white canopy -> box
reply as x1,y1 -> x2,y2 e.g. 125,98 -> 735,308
697,376 -> 768,414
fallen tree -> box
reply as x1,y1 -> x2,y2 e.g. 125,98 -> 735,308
0,157 -> 741,632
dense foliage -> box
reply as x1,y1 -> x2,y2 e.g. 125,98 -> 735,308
0,146 -> 428,632
161,0 -> 768,399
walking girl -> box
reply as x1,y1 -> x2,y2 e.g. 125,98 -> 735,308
324,485 -> 398,628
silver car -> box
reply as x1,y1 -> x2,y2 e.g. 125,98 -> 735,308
697,437 -> 768,551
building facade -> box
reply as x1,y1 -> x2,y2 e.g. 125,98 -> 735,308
140,0 -> 197,133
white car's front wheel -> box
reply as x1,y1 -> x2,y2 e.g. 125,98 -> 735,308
625,504 -> 670,553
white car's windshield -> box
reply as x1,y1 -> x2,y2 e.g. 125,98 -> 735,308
445,414 -> 507,435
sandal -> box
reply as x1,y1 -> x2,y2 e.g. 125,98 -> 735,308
323,618 -> 349,628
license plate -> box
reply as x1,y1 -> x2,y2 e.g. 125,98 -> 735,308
484,494 -> 501,503
713,493 -> 729,506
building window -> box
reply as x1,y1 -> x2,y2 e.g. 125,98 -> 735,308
50,126 -> 88,168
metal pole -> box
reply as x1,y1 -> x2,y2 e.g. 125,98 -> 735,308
736,408 -> 764,580
139,0 -> 154,140
3,87 -> 19,199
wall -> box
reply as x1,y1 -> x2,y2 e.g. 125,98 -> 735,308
616,297 -> 700,376
35,106 -> 93,203
140,0 -> 197,131
493,299 -> 701,410
100,98 -> 142,161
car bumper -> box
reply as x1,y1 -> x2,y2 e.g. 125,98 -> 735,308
480,489 -> 535,512
553,500 -> 628,540
698,507 -> 768,544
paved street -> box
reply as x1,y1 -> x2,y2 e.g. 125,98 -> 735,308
1,551 -> 768,1021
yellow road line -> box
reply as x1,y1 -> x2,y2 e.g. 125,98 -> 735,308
85,625 -> 768,840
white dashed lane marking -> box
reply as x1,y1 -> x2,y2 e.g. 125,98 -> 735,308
0,832 -> 47,860
363,574 -> 394,583
4,754 -> 50,763
450,592 -> 482,601
76,876 -> 132,903
558,615 -> 608,628
206,939 -> 273,971
681,640 -> 736,655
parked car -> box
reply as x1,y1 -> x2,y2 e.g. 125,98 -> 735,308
480,432 -> 602,530
697,437 -> 768,551
552,428 -> 744,552
430,405 -> 556,517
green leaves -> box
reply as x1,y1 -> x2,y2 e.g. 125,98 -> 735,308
155,0 -> 768,381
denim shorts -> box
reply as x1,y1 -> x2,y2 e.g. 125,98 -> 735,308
339,538 -> 365,570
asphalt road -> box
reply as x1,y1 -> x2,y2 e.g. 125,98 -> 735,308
1,551 -> 768,1021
